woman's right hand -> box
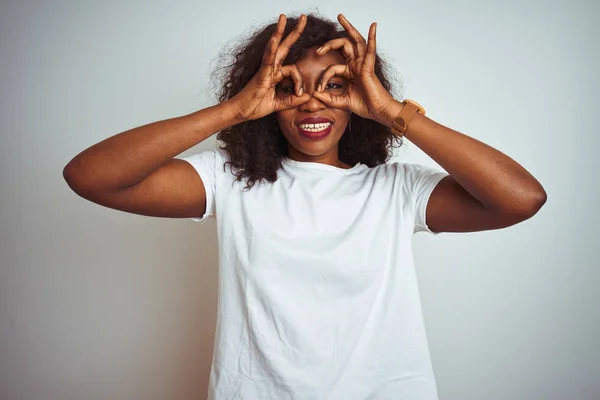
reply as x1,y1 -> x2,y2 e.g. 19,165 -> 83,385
228,14 -> 311,122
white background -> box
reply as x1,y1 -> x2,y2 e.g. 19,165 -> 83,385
1,0 -> 598,399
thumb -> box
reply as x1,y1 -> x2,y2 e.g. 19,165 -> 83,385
312,91 -> 349,110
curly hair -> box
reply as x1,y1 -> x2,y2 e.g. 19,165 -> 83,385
210,11 -> 404,189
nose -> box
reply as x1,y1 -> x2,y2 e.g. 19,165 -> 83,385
298,85 -> 327,113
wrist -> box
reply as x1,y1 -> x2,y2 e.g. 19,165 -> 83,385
222,98 -> 249,123
219,99 -> 244,123
380,100 -> 404,128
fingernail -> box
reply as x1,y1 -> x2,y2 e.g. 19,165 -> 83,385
298,87 -> 303,96
317,83 -> 322,92
317,46 -> 323,52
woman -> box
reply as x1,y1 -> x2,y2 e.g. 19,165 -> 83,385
63,13 -> 546,400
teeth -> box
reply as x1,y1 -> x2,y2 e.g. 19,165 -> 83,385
299,122 -> 331,131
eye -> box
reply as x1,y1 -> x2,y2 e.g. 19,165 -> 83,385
326,83 -> 343,89
276,83 -> 294,95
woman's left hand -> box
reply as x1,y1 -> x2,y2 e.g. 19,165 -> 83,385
312,14 -> 398,126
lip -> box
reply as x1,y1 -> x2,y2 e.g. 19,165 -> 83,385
297,123 -> 333,140
297,116 -> 333,125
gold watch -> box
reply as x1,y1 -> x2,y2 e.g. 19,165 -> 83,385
391,99 -> 426,137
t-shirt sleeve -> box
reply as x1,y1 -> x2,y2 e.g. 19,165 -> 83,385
177,149 -> 217,223
399,162 -> 449,234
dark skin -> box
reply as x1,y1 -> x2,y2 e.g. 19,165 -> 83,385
63,13 -> 546,234
275,49 -> 353,169
271,14 -> 547,232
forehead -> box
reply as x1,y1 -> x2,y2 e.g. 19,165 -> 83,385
294,47 -> 345,75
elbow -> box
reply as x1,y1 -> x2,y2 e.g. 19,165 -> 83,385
64,164 -> 82,196
63,161 -> 81,189
525,189 -> 547,217
490,185 -> 547,226
63,163 -> 77,189
63,161 -> 92,197
509,187 -> 548,222
534,187 -> 548,210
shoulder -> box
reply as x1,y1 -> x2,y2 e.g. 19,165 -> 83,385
368,161 -> 448,198
368,161 -> 426,179
215,146 -> 229,161
178,146 -> 235,181
377,160 -> 445,178
198,146 -> 232,174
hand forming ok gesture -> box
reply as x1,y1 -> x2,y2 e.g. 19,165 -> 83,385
229,14 -> 311,121
311,14 -> 397,126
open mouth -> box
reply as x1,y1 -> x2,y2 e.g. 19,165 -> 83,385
297,122 -> 333,139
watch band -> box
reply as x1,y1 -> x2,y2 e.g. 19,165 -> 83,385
391,100 -> 426,137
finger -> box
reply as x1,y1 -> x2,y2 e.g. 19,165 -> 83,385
274,15 -> 307,71
365,22 -> 377,73
316,64 -> 352,92
261,14 -> 287,69
261,37 -> 278,70
273,92 -> 311,112
312,90 -> 350,110
279,64 -> 304,96
316,38 -> 356,64
337,14 -> 367,62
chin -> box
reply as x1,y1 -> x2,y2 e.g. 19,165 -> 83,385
288,135 -> 342,157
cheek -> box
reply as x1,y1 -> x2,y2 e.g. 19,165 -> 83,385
275,113 -> 293,130
335,114 -> 351,132
279,113 -> 301,130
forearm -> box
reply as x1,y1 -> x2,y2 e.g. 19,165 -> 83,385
384,101 -> 547,213
64,101 -> 239,191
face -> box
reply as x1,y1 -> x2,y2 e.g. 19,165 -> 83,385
274,47 -> 351,165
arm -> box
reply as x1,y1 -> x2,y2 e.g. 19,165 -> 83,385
310,15 -> 546,233
383,102 -> 547,233
63,14 -> 309,219
63,102 -> 240,218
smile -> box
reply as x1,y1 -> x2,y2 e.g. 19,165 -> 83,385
297,122 -> 333,139
298,122 -> 332,132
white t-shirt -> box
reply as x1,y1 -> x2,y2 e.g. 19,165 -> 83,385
180,147 -> 448,400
